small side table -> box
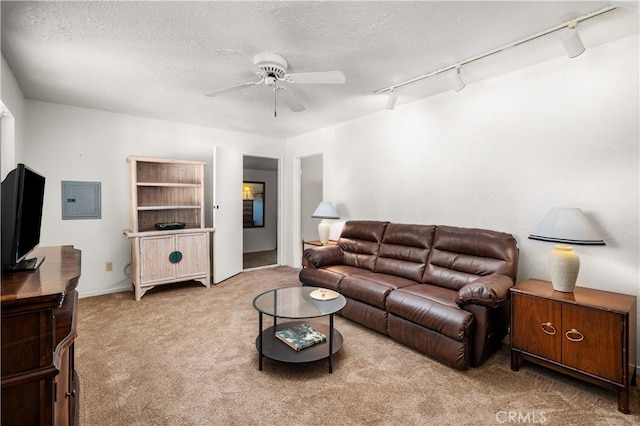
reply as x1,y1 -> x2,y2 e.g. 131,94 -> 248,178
301,239 -> 338,267
510,279 -> 637,414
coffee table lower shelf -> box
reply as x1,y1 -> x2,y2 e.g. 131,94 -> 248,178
256,321 -> 343,369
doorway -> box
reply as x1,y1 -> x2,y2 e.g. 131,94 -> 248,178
242,155 -> 279,269
299,154 -> 323,258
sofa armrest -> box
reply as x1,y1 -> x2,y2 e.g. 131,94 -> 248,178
456,275 -> 514,309
303,245 -> 344,268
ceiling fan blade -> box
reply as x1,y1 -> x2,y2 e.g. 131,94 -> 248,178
217,49 -> 263,74
278,88 -> 305,112
204,81 -> 259,97
286,70 -> 346,84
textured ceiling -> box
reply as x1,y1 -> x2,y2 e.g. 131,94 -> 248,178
1,1 -> 638,139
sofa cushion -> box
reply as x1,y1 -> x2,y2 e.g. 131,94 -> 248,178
338,220 -> 389,271
340,270 -> 416,309
386,284 -> 474,342
423,225 -> 519,291
374,223 -> 435,282
300,264 -> 369,292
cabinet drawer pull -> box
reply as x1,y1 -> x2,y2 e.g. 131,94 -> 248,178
540,322 -> 557,335
565,328 -> 584,342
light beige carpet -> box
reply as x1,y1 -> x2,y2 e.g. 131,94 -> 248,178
76,267 -> 640,425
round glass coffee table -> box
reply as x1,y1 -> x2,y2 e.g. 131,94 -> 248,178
253,286 -> 346,373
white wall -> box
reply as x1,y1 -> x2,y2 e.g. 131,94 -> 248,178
24,100 -> 285,297
1,54 -> 26,176
243,168 -> 278,253
286,36 -> 639,351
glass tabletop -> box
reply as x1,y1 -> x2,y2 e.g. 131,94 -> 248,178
253,286 -> 346,319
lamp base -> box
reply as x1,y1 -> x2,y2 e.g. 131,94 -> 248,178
548,244 -> 580,292
318,219 -> 330,245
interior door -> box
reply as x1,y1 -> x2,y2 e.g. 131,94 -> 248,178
213,146 -> 243,283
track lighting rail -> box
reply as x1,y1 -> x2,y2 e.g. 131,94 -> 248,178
373,5 -> 617,95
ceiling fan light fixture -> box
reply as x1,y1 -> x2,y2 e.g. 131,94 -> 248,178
561,22 -> 586,58
386,90 -> 398,110
253,53 -> 288,79
449,66 -> 466,92
207,50 -> 344,113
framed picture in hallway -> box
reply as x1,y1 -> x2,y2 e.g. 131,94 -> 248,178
243,181 -> 265,228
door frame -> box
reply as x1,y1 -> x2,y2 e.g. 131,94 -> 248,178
242,153 -> 284,267
293,152 -> 323,268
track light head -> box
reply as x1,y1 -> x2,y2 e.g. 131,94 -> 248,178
386,90 -> 398,110
561,22 -> 586,58
449,66 -> 466,92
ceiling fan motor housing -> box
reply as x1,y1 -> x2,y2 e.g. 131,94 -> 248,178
254,53 -> 288,79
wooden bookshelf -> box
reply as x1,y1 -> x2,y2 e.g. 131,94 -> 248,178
124,156 -> 213,300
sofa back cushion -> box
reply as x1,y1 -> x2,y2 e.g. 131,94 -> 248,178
338,221 -> 389,271
375,223 -> 436,282
423,225 -> 519,291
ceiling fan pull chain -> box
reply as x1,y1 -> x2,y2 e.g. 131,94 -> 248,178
274,82 -> 278,117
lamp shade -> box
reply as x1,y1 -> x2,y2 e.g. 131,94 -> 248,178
529,208 -> 605,245
311,202 -> 340,219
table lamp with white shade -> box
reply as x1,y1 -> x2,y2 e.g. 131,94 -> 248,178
528,208 -> 605,292
311,201 -> 340,245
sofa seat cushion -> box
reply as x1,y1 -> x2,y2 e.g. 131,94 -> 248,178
386,285 -> 474,342
299,267 -> 344,292
300,265 -> 373,292
340,271 -> 416,309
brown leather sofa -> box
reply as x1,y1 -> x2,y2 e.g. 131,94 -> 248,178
299,220 -> 519,370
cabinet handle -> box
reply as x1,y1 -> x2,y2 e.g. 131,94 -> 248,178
66,390 -> 76,398
540,322 -> 557,335
169,251 -> 183,264
565,328 -> 584,342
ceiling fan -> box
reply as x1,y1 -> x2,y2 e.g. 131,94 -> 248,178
205,50 -> 346,115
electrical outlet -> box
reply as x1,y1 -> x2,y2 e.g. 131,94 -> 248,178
105,262 -> 113,272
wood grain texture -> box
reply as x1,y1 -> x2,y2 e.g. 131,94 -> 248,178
511,279 -> 637,414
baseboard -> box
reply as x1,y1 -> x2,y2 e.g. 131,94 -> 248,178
78,283 -> 131,299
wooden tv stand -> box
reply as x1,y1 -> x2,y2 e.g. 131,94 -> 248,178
1,246 -> 81,426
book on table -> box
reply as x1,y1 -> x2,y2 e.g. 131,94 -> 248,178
275,323 -> 327,351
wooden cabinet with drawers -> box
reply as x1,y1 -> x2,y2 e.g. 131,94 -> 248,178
1,246 -> 81,426
510,279 -> 637,413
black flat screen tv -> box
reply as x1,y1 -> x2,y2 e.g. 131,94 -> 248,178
1,163 -> 46,272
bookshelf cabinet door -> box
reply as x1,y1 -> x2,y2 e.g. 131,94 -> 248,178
139,235 -> 176,284
175,232 -> 209,279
